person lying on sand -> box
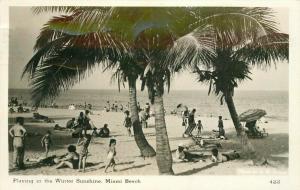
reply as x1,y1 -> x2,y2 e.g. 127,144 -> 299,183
211,148 -> 240,163
33,113 -> 54,123
55,145 -> 79,169
173,143 -> 204,163
54,124 -> 68,131
26,155 -> 59,166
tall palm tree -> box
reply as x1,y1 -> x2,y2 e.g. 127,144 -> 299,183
103,58 -> 156,157
173,7 -> 289,158
25,7 -> 216,174
22,14 -> 156,157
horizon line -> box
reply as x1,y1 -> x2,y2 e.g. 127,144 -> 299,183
8,88 -> 289,92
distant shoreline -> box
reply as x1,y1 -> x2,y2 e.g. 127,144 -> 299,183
8,88 -> 289,92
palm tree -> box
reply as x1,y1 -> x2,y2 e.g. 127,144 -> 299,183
22,13 -> 156,157
174,8 -> 289,158
103,59 -> 156,157
25,7 -> 216,174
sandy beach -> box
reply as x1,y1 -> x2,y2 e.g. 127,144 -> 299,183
8,108 -> 288,175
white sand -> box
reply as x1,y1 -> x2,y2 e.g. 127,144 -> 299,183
8,108 -> 288,175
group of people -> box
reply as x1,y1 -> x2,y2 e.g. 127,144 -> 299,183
174,141 -> 239,163
65,110 -> 111,138
9,115 -> 117,173
104,101 -> 125,112
9,104 -> 30,114
66,103 -> 93,110
181,107 -> 226,139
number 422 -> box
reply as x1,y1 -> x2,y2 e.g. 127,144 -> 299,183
270,180 -> 280,184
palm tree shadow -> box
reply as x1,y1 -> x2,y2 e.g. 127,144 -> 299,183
175,162 -> 218,175
117,161 -> 135,165
84,165 -> 106,172
84,161 -> 136,173
118,163 -> 151,172
85,162 -> 103,167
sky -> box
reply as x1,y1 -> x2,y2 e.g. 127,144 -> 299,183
9,7 -> 289,91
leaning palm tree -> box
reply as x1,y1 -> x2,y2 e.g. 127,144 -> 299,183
171,7 -> 289,158
22,13 -> 156,157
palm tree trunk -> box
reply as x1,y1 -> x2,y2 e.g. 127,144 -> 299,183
224,91 -> 256,156
153,82 -> 174,175
128,77 -> 156,157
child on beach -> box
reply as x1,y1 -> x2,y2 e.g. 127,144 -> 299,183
197,120 -> 204,136
123,111 -> 132,137
55,145 -> 79,169
218,116 -> 226,139
41,130 -> 52,158
104,139 -> 117,173
77,134 -> 92,172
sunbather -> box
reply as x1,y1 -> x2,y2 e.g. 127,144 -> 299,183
174,144 -> 204,162
211,148 -> 240,163
55,145 -> 79,169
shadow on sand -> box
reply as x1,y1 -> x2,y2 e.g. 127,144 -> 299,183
175,162 -> 219,175
118,163 -> 151,172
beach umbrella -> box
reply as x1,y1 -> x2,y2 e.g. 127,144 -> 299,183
239,109 -> 267,122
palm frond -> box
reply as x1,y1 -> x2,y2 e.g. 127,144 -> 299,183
23,36 -> 71,78
30,60 -> 88,106
166,24 -> 216,72
31,6 -> 79,14
234,32 -> 289,67
192,7 -> 279,48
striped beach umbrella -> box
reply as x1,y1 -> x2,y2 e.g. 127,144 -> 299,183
239,109 -> 267,122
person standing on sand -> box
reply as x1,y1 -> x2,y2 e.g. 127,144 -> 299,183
83,110 -> 95,132
197,120 -> 204,136
139,109 -> 149,128
145,103 -> 150,115
104,139 -> 117,173
181,107 -> 189,128
123,111 -> 132,136
77,134 -> 92,172
218,116 -> 226,138
137,102 -> 141,112
9,117 -> 27,169
188,109 -> 196,128
41,130 -> 52,158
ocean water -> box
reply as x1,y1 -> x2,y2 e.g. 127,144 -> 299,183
8,89 -> 288,121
